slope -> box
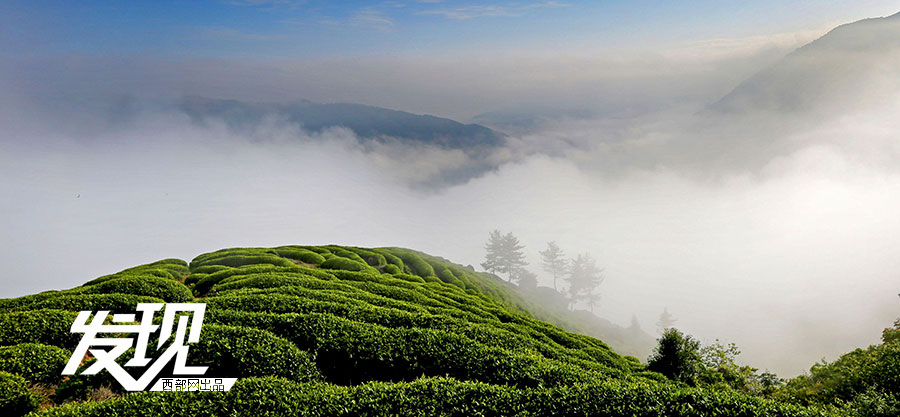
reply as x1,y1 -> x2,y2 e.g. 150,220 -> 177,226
178,97 -> 505,150
712,11 -> 900,114
0,245 -> 828,416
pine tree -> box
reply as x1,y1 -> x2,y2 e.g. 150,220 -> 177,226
481,230 -> 528,282
481,230 -> 504,275
565,253 -> 604,312
539,241 -> 567,291
657,307 -> 677,335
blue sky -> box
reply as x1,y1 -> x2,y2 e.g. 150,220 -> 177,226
3,0 -> 899,59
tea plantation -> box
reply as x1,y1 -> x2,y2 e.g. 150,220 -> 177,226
0,245 -> 838,416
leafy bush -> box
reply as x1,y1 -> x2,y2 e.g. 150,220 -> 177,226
84,259 -> 188,286
14,294 -> 164,313
324,247 -> 368,263
778,319 -> 900,407
0,244 -> 849,417
341,248 -> 387,267
648,328 -> 702,385
81,276 -> 193,303
0,343 -> 70,384
319,257 -> 378,274
269,247 -> 326,265
389,249 -> 436,277
33,376 -> 832,417
0,309 -> 80,349
190,324 -> 321,382
0,371 -> 41,417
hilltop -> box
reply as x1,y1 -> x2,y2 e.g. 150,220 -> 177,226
178,97 -> 506,150
0,245 -> 835,416
712,11 -> 900,114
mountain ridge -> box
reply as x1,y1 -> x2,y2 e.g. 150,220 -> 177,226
712,10 -> 900,114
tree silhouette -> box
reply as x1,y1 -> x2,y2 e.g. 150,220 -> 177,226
657,307 -> 677,335
565,253 -> 603,312
481,230 -> 528,282
648,328 -> 702,385
539,241 -> 568,291
515,269 -> 538,290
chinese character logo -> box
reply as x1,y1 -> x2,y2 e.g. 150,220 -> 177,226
62,303 -> 211,391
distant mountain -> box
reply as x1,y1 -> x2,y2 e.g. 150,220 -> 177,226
178,97 -> 505,150
712,11 -> 900,114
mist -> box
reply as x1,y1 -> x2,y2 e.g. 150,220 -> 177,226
2,18 -> 900,378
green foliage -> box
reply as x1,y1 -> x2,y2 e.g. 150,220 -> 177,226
84,259 -> 188,286
0,371 -> 41,417
0,244 -> 849,416
389,248 -> 436,277
843,388 -> 900,417
0,309 -> 80,349
324,247 -> 368,264
13,293 -> 163,313
81,276 -> 193,302
319,256 -> 379,274
777,318 -> 900,411
190,324 -> 322,382
269,246 -> 327,265
648,328 -> 702,385
0,343 -> 70,384
33,376 -> 832,417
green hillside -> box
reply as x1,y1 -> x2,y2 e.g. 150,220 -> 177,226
0,245 -> 833,416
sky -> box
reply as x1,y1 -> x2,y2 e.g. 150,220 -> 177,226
2,1 -> 900,377
4,1 -> 900,58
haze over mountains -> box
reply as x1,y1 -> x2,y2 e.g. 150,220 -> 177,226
713,11 -> 900,115
178,96 -> 505,150
2,8 -> 900,379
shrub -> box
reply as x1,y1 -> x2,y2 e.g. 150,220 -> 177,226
199,254 -> 295,269
213,274 -> 330,293
319,257 -> 378,274
84,259 -> 189,286
81,276 -> 193,303
0,309 -> 80,349
189,265 -> 232,275
389,249 -> 436,277
0,371 -> 41,417
371,249 -> 404,268
269,247 -> 327,265
324,247 -> 367,263
16,294 -> 164,313
0,343 -> 70,384
190,324 -> 321,382
648,328 -> 702,385
342,248 -> 386,267
382,264 -> 401,275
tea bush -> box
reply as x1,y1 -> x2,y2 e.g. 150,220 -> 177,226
0,244 -> 851,416
0,309 -> 80,349
319,257 -> 378,274
0,371 -> 41,417
81,276 -> 193,303
190,324 -> 321,382
269,247 -> 326,265
0,343 -> 70,384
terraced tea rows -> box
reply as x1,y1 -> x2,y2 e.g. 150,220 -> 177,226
0,246 -> 831,416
